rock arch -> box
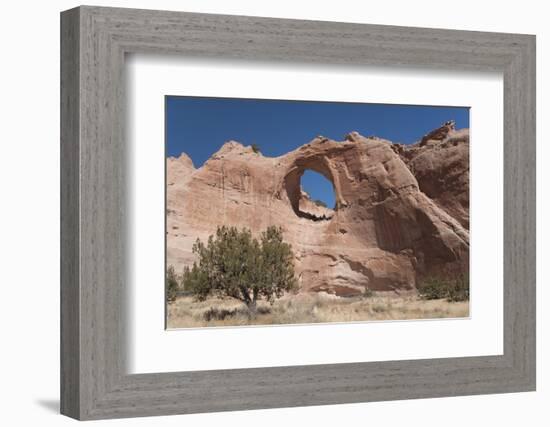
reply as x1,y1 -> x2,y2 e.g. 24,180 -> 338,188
167,129 -> 470,295
282,143 -> 351,220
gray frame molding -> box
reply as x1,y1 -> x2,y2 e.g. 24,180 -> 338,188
60,5 -> 536,420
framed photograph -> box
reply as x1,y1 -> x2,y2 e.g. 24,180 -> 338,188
61,6 -> 536,420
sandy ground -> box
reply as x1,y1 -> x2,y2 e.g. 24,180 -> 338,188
167,292 -> 469,329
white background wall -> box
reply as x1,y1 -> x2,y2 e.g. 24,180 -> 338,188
0,0 -> 547,425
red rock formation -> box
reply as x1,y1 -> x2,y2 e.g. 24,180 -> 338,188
167,125 -> 469,296
393,122 -> 470,229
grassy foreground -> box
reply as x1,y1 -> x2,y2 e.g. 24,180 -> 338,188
167,293 -> 469,329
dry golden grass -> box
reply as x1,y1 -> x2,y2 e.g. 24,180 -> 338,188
167,292 -> 469,329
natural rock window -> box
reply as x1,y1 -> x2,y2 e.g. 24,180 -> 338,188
286,168 -> 335,221
168,125 -> 470,299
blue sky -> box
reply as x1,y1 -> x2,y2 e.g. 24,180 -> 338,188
166,96 -> 469,208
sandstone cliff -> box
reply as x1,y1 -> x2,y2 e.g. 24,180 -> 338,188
167,122 -> 469,296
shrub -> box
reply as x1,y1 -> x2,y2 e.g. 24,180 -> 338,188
203,305 -> 271,321
363,288 -> 374,298
447,274 -> 470,302
251,143 -> 261,154
418,274 -> 469,302
418,277 -> 447,300
313,199 -> 328,208
203,307 -> 241,321
182,226 -> 298,314
166,265 -> 179,302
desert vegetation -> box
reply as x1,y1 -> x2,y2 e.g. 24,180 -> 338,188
166,226 -> 469,328
167,292 -> 469,328
417,275 -> 469,302
177,225 -> 297,315
166,265 -> 179,302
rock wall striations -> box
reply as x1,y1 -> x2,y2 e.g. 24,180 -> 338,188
167,122 -> 470,296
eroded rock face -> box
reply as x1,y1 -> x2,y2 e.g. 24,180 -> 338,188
393,122 -> 470,229
167,125 -> 470,296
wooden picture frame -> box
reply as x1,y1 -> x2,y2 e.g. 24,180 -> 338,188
60,5 -> 536,420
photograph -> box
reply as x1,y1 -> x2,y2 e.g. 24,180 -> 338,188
165,97 -> 470,328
